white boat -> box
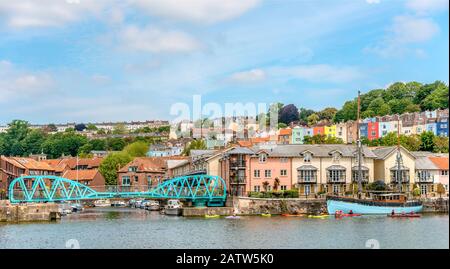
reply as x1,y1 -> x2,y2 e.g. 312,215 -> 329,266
93,199 -> 111,207
111,200 -> 127,207
164,199 -> 183,216
70,203 -> 83,212
145,200 -> 160,211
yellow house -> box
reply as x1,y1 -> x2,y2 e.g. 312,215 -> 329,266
324,125 -> 337,138
372,146 -> 416,192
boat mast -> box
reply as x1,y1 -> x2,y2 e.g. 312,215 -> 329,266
396,118 -> 403,192
357,91 -> 363,194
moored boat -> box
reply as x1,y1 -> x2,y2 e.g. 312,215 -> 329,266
205,214 -> 220,218
111,200 -> 127,207
261,213 -> 271,217
93,199 -> 111,207
388,212 -> 421,218
327,194 -> 423,215
164,199 -> 183,216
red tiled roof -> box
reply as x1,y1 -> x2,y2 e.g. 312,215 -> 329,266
279,128 -> 292,136
429,157 -> 449,170
62,169 -> 100,181
237,140 -> 253,147
7,157 -> 55,171
119,157 -> 168,173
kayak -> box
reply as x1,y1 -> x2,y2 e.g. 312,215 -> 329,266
225,216 -> 241,219
281,214 -> 305,217
388,214 -> 421,218
205,215 -> 220,218
308,215 -> 329,219
335,213 -> 362,217
261,213 -> 272,217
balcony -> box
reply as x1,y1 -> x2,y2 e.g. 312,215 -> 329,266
327,178 -> 346,184
230,160 -> 246,169
230,176 -> 246,184
297,177 -> 317,184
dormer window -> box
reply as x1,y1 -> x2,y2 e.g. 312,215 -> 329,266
128,166 -> 137,172
259,153 -> 267,163
332,152 -> 341,162
303,153 -> 312,163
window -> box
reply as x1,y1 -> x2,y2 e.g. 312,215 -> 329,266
420,184 -> 427,195
280,157 -> 288,163
134,176 -> 139,182
259,153 -> 267,163
328,170 -> 345,182
147,176 -> 152,186
122,176 -> 130,186
280,185 -> 287,191
264,169 -> 272,178
304,185 -> 311,195
303,153 -> 312,163
254,185 -> 261,192
280,169 -> 287,176
298,170 -> 317,183
128,166 -> 137,172
352,170 -> 368,182
267,185 -> 272,191
416,171 -> 432,182
254,169 -> 260,178
332,185 -> 340,194
442,170 -> 448,176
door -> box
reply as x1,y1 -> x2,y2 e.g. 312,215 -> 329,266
305,185 -> 311,196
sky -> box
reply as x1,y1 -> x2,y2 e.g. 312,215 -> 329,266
0,0 -> 448,125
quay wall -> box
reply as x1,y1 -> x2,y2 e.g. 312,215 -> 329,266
422,198 -> 449,213
183,207 -> 233,217
0,200 -> 61,222
234,197 -> 327,215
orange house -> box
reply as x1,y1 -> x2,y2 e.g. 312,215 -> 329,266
313,126 -> 325,136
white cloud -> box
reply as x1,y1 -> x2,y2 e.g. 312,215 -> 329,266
390,15 -> 439,43
406,0 -> 449,14
365,15 -> 440,58
132,0 -> 260,24
119,25 -> 202,53
0,60 -> 55,102
272,64 -> 364,83
366,0 -> 381,4
0,0 -> 106,29
228,69 -> 266,83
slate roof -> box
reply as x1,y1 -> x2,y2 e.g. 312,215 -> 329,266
250,144 -> 377,158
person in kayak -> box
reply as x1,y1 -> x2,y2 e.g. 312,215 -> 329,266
349,210 -> 354,215
391,209 -> 395,216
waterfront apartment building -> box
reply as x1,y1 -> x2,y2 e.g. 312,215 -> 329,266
117,157 -> 169,192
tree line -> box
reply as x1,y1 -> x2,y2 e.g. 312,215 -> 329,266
268,81 -> 448,127
0,120 -> 163,158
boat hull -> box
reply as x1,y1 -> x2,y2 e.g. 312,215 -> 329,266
327,199 -> 423,215
165,208 -> 182,216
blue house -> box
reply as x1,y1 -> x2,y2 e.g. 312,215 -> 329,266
359,123 -> 368,138
425,119 -> 437,135
436,117 -> 449,137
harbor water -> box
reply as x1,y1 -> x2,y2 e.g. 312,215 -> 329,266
0,207 -> 448,249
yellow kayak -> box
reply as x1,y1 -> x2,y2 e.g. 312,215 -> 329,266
261,213 -> 272,217
205,214 -> 220,218
308,215 -> 329,219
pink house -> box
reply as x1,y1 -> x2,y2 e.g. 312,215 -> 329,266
248,149 -> 292,192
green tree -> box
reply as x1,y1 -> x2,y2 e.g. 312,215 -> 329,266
433,136 -> 449,153
422,83 -> 449,110
122,141 -> 149,157
399,134 -> 421,151
436,183 -> 446,198
86,124 -> 98,131
182,139 -> 207,156
277,123 -> 288,129
420,131 -> 435,152
21,129 -> 47,155
334,100 -> 357,122
307,113 -> 320,126
99,152 -> 132,185
106,137 -> 126,151
318,107 -> 337,122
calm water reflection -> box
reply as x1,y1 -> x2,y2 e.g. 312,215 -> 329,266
0,207 -> 448,249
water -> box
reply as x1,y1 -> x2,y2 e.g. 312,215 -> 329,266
0,208 -> 448,249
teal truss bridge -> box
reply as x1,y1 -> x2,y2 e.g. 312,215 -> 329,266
8,175 -> 227,206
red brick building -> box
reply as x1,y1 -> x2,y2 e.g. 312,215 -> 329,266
117,157 -> 169,192
62,169 -> 106,191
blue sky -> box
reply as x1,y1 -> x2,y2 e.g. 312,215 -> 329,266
0,0 -> 448,125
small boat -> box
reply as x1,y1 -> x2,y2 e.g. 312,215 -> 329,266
205,214 -> 220,218
164,199 -> 183,216
93,199 -> 111,207
281,214 -> 305,217
261,213 -> 271,217
145,200 -> 160,211
308,214 -> 329,219
225,215 -> 241,219
111,200 -> 126,207
388,213 -> 421,218
334,210 -> 362,217
71,203 -> 83,212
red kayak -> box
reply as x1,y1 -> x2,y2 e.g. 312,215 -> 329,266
335,213 -> 362,217
388,213 -> 421,218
